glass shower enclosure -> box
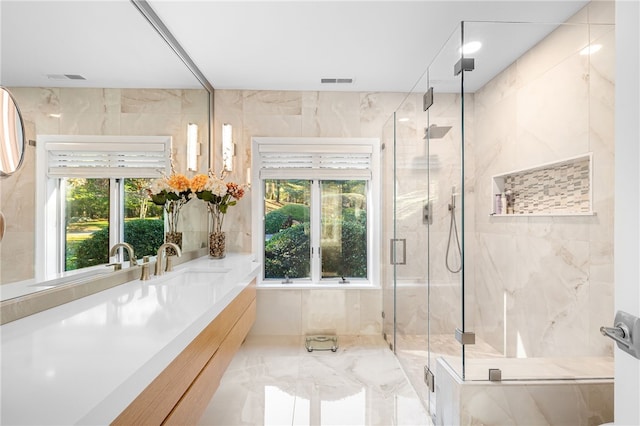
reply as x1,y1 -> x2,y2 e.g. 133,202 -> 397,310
383,16 -> 615,420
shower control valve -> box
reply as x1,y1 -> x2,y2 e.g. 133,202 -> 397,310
423,201 -> 433,225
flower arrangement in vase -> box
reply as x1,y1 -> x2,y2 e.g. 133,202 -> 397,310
147,172 -> 192,255
191,171 -> 247,258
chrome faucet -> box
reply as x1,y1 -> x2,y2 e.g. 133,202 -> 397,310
140,256 -> 151,281
109,242 -> 138,267
155,243 -> 182,276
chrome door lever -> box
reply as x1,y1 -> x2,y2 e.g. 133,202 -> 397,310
601,311 -> 640,360
600,324 -> 631,348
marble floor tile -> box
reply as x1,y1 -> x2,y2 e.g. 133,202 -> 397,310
198,335 -> 433,426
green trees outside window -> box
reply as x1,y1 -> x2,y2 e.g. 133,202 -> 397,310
264,180 -> 311,279
320,180 -> 367,279
263,179 -> 367,281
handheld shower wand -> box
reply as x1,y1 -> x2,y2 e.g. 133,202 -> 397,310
446,186 -> 462,273
449,187 -> 458,209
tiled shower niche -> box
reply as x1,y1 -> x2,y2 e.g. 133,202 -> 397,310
491,153 -> 593,216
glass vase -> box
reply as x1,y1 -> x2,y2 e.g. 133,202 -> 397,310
209,231 -> 226,258
165,231 -> 182,256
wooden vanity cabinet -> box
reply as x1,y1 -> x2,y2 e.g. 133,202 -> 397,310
112,278 -> 256,425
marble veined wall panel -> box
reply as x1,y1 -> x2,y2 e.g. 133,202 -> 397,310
470,1 -> 615,358
0,121 -> 36,285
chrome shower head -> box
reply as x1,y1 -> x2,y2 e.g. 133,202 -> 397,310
424,124 -> 452,140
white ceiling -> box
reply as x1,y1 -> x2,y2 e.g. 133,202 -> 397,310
1,0 -> 589,93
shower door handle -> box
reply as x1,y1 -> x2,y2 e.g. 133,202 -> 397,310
390,239 -> 406,265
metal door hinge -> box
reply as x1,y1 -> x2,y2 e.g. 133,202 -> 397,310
489,368 -> 502,382
455,328 -> 475,345
423,87 -> 434,111
424,366 -> 435,392
454,57 -> 475,76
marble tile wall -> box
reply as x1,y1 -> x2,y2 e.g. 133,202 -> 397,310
0,88 -> 210,286
250,288 -> 382,336
0,121 -> 36,284
214,89 -> 409,336
470,1 -> 615,358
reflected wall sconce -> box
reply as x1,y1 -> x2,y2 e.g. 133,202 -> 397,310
580,43 -> 602,55
222,123 -> 235,172
187,123 -> 199,171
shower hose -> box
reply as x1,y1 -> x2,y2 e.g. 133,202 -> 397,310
445,202 -> 462,273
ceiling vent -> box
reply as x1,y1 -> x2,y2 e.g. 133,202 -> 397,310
321,78 -> 353,84
47,74 -> 87,80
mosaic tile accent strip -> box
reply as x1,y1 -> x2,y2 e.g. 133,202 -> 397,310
503,157 -> 591,214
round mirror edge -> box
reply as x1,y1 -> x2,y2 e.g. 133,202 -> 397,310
0,86 -> 27,179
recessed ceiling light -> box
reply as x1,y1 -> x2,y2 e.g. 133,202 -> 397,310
580,44 -> 602,55
461,41 -> 482,55
398,117 -> 410,122
48,113 -> 61,118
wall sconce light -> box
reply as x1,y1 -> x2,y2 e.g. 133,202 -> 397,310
187,123 -> 199,171
222,123 -> 234,172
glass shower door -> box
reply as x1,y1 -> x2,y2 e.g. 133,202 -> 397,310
383,24 -> 466,415
391,86 -> 432,411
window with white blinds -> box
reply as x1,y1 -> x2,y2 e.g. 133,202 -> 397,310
257,143 -> 373,180
41,135 -> 171,178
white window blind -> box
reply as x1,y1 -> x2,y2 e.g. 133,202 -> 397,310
42,135 -> 171,178
258,143 -> 372,180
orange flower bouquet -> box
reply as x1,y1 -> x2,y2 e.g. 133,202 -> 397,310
147,173 -> 193,235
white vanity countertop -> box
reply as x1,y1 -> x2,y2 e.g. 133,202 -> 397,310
0,253 -> 259,426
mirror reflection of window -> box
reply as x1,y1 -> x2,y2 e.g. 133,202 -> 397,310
64,178 -> 110,271
64,177 -> 166,272
122,178 -> 164,260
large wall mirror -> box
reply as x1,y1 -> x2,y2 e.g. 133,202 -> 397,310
0,1 -> 210,301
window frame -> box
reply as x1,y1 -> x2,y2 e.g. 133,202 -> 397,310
36,135 -> 171,280
252,137 -> 380,287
